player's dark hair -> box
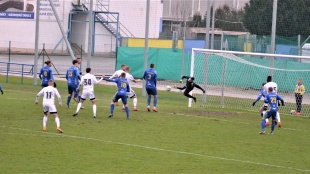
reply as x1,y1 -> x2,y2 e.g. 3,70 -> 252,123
45,60 -> 51,65
150,63 -> 154,68
76,57 -> 81,60
120,72 -> 126,78
268,87 -> 273,92
86,67 -> 91,73
72,60 -> 78,64
121,64 -> 126,67
262,82 -> 266,86
191,77 -> 195,81
267,76 -> 272,82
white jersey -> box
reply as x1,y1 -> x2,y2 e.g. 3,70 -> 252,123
125,72 -> 135,89
36,86 -> 61,105
109,69 -> 125,79
80,73 -> 103,92
263,82 -> 278,95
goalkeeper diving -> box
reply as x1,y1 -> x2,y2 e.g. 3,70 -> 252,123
174,76 -> 205,102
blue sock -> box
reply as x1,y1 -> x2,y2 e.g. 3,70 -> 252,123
125,106 -> 129,118
154,97 -> 158,107
78,96 -> 81,102
74,92 -> 78,98
67,96 -> 71,106
0,85 -> 2,91
261,119 -> 266,131
271,121 -> 275,132
110,104 -> 115,114
147,96 -> 151,106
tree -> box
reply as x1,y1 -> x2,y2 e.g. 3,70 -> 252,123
214,5 -> 246,32
188,12 -> 205,27
243,0 -> 310,37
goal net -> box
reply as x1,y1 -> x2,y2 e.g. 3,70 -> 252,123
190,48 -> 310,116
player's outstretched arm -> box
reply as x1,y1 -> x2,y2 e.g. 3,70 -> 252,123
103,78 -> 117,83
181,76 -> 190,79
176,86 -> 186,90
93,75 -> 104,84
133,79 -> 141,83
253,90 -> 264,106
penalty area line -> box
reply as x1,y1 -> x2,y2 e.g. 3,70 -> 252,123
1,125 -> 309,173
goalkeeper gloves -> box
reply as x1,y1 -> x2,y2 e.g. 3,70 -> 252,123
179,79 -> 182,83
54,82 -> 57,88
281,101 -> 285,106
202,90 -> 205,93
252,102 -> 256,106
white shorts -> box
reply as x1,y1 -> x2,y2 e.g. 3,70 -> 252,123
81,91 -> 95,100
127,89 -> 136,98
43,102 -> 57,114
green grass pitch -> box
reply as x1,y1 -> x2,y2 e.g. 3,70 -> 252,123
0,75 -> 309,173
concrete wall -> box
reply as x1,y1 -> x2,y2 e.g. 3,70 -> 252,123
93,20 -> 116,53
71,13 -> 87,51
0,0 -> 163,53
0,0 -> 72,53
108,0 -> 163,38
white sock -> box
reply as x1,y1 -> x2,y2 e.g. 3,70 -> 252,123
93,105 -> 97,116
43,115 -> 48,127
55,117 -> 60,128
277,112 -> 281,122
265,118 -> 269,123
133,98 -> 137,108
118,98 -> 121,102
76,103 -> 82,113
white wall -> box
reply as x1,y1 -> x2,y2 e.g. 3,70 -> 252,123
71,13 -> 88,50
93,21 -> 117,53
0,0 -> 163,53
0,0 -> 72,52
108,0 -> 163,38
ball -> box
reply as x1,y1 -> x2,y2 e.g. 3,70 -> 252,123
290,110 -> 296,115
166,85 -> 172,91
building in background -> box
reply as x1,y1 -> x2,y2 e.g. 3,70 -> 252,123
161,0 -> 249,39
0,0 -> 163,55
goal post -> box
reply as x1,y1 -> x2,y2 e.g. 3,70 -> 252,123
189,48 -> 310,116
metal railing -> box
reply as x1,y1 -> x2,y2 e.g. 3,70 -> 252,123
0,62 -> 34,84
82,1 -> 135,38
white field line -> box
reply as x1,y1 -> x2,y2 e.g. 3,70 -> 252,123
1,126 -> 309,173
